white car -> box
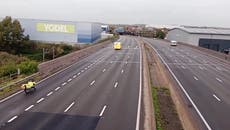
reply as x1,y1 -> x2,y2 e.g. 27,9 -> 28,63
170,40 -> 177,46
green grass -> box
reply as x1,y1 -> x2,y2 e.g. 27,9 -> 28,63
152,87 -> 163,130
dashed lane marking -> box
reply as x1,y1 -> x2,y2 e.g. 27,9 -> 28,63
36,98 -> 45,103
25,105 -> 34,111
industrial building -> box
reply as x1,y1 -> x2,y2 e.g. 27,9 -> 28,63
166,26 -> 230,52
18,18 -> 102,43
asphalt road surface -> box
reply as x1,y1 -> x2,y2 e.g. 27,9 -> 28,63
144,38 -> 230,130
0,36 -> 142,130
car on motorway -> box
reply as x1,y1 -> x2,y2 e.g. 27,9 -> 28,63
170,40 -> 177,46
114,42 -> 122,50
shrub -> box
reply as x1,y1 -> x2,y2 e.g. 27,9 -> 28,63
0,62 -> 17,77
17,60 -> 38,74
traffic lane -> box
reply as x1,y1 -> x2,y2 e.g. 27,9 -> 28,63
0,37 -> 133,129
30,47 -> 129,115
0,55 -> 106,125
145,38 -> 230,130
147,39 -> 230,90
171,67 -> 230,130
96,58 -> 140,130
0,43 -> 115,125
2,56 -> 125,130
154,41 -> 230,98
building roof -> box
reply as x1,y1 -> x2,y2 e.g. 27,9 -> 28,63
171,26 -> 230,35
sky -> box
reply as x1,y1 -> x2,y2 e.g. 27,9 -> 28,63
0,0 -> 229,27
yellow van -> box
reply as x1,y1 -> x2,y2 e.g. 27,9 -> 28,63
114,42 -> 122,50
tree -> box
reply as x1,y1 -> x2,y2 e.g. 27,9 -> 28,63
156,29 -> 166,39
0,16 -> 29,54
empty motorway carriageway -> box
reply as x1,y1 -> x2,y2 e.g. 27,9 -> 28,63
0,36 -> 141,130
144,38 -> 230,130
1,36 -> 230,130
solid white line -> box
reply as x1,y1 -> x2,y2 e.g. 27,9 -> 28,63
62,82 -> 67,86
194,76 -> 199,81
55,87 -> 60,91
114,82 -> 118,88
73,75 -> 77,78
64,102 -> 75,113
146,42 -> 212,130
121,69 -> 124,73
213,94 -> 221,102
90,80 -> 95,86
36,98 -> 45,103
99,105 -> 107,116
25,105 -> 34,111
102,69 -> 106,72
77,72 -> 81,75
0,90 -> 23,103
47,92 -> 53,96
7,116 -> 18,123
216,78 -> 223,83
68,78 -> 72,82
135,39 -> 142,130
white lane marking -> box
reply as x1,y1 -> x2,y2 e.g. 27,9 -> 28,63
7,116 -> 18,123
121,69 -> 124,73
136,39 -> 142,130
47,92 -> 53,96
73,75 -> 77,78
25,105 -> 34,111
213,94 -> 221,102
77,72 -> 81,75
68,78 -> 72,82
62,82 -> 67,86
85,67 -> 87,70
64,102 -> 75,113
199,66 -> 204,70
114,82 -> 118,88
36,98 -> 45,103
146,42 -> 212,130
216,67 -> 222,71
102,69 -> 106,72
181,66 -> 186,69
194,76 -> 199,81
90,80 -> 95,86
0,90 -> 23,103
55,87 -> 60,91
99,105 -> 107,116
81,70 -> 84,72
110,61 -> 113,64
216,78 -> 223,83
126,61 -> 128,64
88,65 -> 90,68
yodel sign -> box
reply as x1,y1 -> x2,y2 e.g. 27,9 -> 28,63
36,23 -> 75,33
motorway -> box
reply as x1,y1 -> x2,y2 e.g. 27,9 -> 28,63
0,36 -> 142,130
144,38 -> 230,130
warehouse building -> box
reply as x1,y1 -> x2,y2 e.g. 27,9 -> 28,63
167,26 -> 230,52
18,18 -> 102,43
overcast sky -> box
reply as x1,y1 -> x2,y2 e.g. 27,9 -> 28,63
0,0 -> 229,27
